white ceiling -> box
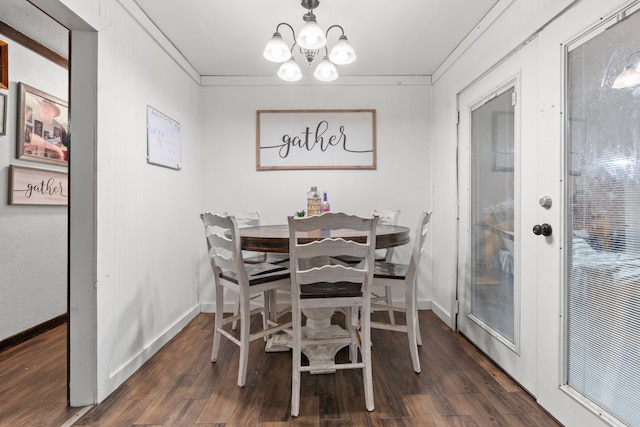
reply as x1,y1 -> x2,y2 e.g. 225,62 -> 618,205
0,0 -> 500,78
0,0 -> 68,57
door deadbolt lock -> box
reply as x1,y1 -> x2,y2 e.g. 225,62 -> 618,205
532,223 -> 552,237
539,196 -> 552,209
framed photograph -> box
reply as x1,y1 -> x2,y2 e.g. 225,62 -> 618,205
9,165 -> 68,205
0,40 -> 7,90
17,82 -> 69,166
257,109 -> 376,170
0,93 -> 6,136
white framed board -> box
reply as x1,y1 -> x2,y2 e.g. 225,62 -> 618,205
146,105 -> 181,170
256,109 -> 376,170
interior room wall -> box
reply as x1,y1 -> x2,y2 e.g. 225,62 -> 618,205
0,31 -> 68,341
65,0 -> 203,401
199,83 -> 433,309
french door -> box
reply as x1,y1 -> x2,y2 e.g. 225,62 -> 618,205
457,4 -> 640,426
457,39 -> 540,394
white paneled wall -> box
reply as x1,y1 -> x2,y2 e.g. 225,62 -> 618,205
67,0 -> 203,401
199,83 -> 433,309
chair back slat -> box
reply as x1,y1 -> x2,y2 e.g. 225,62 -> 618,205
296,238 -> 370,259
207,233 -> 234,254
291,212 -> 375,232
227,210 -> 261,228
296,264 -> 365,285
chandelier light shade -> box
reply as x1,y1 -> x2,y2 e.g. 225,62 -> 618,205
297,13 -> 326,50
264,0 -> 356,82
313,56 -> 339,81
277,58 -> 303,82
263,33 -> 292,63
329,35 -> 357,65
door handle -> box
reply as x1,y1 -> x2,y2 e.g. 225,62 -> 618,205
532,223 -> 552,237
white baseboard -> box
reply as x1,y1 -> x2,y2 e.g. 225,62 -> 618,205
98,304 -> 200,402
429,300 -> 455,329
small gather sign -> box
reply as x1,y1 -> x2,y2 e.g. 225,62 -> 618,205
9,165 -> 68,205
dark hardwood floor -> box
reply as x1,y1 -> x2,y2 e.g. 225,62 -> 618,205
0,310 -> 562,426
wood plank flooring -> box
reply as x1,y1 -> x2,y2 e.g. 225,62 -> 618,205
0,311 -> 562,426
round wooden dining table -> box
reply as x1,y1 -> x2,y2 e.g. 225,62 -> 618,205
236,223 -> 411,373
237,223 -> 411,253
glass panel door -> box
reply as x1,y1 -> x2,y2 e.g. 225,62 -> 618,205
566,9 -> 640,426
457,38 -> 538,393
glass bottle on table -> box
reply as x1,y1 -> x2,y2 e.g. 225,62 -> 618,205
321,191 -> 330,213
306,186 -> 321,216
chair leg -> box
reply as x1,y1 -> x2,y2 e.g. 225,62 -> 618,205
291,307 -> 302,417
405,283 -> 421,373
231,294 -> 240,330
348,307 -> 358,362
237,291 -> 251,387
411,279 -> 422,347
385,286 -> 396,324
211,282 -> 224,363
361,299 -> 375,412
415,305 -> 423,347
261,291 -> 270,341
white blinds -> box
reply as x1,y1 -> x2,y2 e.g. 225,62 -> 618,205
566,9 -> 640,427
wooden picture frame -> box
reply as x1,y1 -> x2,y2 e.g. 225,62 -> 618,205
0,40 -> 7,90
9,165 -> 68,205
17,82 -> 69,166
257,109 -> 376,170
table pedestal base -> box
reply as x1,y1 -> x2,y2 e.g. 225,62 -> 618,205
266,317 -> 350,374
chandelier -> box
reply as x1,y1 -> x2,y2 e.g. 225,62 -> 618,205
263,0 -> 356,82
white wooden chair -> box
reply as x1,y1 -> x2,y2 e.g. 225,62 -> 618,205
227,210 -> 289,330
370,210 -> 432,373
372,209 -> 402,261
226,210 -> 266,264
287,212 -> 378,417
200,212 -> 292,387
333,209 -> 401,323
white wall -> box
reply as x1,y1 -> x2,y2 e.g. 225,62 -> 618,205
0,32 -> 68,340
199,83 -> 433,310
88,0 -> 203,401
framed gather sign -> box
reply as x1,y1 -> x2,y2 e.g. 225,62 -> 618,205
9,165 -> 68,205
257,109 -> 376,170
